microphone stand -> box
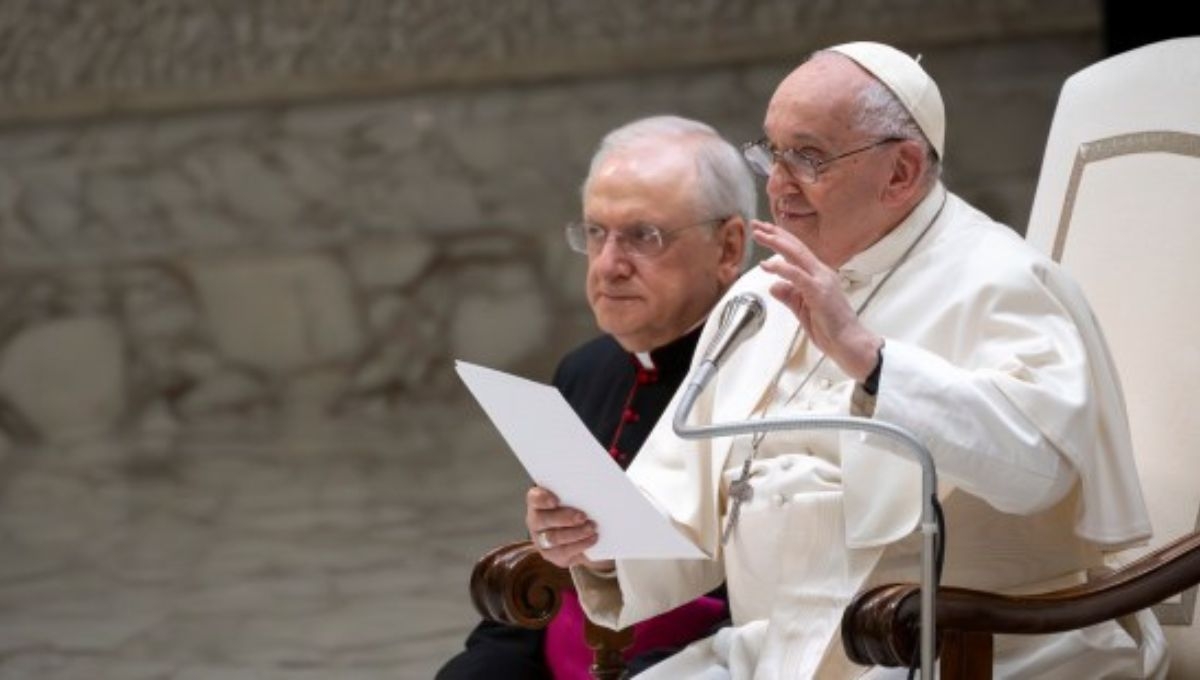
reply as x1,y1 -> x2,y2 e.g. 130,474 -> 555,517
673,364 -> 940,678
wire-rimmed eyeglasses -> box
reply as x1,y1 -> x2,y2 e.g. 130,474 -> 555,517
564,218 -> 726,258
741,137 -> 904,184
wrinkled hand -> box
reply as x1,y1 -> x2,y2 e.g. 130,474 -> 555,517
525,486 -> 611,570
752,220 -> 883,381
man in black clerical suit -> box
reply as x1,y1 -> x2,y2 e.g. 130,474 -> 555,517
437,115 -> 755,679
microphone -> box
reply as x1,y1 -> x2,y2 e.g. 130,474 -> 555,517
688,292 -> 766,394
671,291 -> 941,679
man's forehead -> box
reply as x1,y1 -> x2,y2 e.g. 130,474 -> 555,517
581,141 -> 703,227
763,123 -> 824,146
761,107 -> 833,149
596,143 -> 694,178
589,145 -> 693,190
764,65 -> 864,146
582,185 -> 678,222
583,189 -> 692,228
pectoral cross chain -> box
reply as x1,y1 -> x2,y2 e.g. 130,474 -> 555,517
721,457 -> 756,546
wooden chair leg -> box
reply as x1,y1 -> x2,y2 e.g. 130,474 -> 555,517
584,618 -> 634,679
938,630 -> 993,680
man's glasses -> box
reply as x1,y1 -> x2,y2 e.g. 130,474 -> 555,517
565,218 -> 725,258
741,137 -> 903,184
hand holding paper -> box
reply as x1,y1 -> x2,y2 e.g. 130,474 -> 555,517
524,485 -> 606,569
456,360 -> 707,561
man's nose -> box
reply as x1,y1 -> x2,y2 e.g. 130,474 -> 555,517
766,160 -> 800,196
591,235 -> 633,276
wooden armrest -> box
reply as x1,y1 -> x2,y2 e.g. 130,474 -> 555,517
842,531 -> 1200,668
469,540 -> 634,679
470,539 -> 574,629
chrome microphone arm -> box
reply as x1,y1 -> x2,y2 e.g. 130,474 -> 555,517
673,364 -> 939,678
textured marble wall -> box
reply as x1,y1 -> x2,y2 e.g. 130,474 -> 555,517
0,67 -> 760,448
1,0 -> 1099,124
0,2 -> 1102,451
0,3 -> 1115,677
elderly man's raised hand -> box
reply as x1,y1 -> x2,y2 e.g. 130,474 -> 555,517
752,220 -> 883,382
525,485 -> 611,570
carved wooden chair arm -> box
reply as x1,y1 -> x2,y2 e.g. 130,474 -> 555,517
842,531 -> 1200,670
470,539 -> 573,628
469,540 -> 634,679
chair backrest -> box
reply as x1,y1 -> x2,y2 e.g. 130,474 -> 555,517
1025,37 -> 1200,678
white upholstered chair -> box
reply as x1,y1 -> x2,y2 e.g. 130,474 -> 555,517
1024,35 -> 1200,678
843,37 -> 1200,678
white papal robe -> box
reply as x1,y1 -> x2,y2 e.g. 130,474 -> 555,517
571,185 -> 1168,678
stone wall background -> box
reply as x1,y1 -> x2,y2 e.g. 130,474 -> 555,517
0,1 -> 1103,458
0,2 -> 1123,676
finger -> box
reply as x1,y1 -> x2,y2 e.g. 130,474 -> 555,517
526,486 -> 577,539
539,525 -> 600,568
538,520 -> 598,552
564,535 -> 602,567
755,230 -> 818,270
768,281 -> 815,331
768,281 -> 809,324
752,220 -> 822,270
760,260 -> 810,305
526,485 -> 560,509
767,280 -> 800,307
761,257 -> 824,307
529,506 -> 590,534
751,218 -> 801,243
759,257 -> 813,289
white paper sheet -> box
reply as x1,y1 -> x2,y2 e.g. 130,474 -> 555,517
456,360 -> 708,560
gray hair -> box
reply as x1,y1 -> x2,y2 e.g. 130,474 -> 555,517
582,115 -> 757,268
813,50 -> 943,185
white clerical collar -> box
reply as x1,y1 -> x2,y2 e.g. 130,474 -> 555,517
632,315 -> 708,370
840,182 -> 948,281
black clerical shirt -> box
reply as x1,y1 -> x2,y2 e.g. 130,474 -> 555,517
436,326 -> 707,680
552,326 -> 703,469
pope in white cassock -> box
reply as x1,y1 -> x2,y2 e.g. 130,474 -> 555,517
526,41 -> 1168,678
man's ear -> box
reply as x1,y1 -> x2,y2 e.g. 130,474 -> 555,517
715,217 -> 747,287
881,140 -> 927,206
